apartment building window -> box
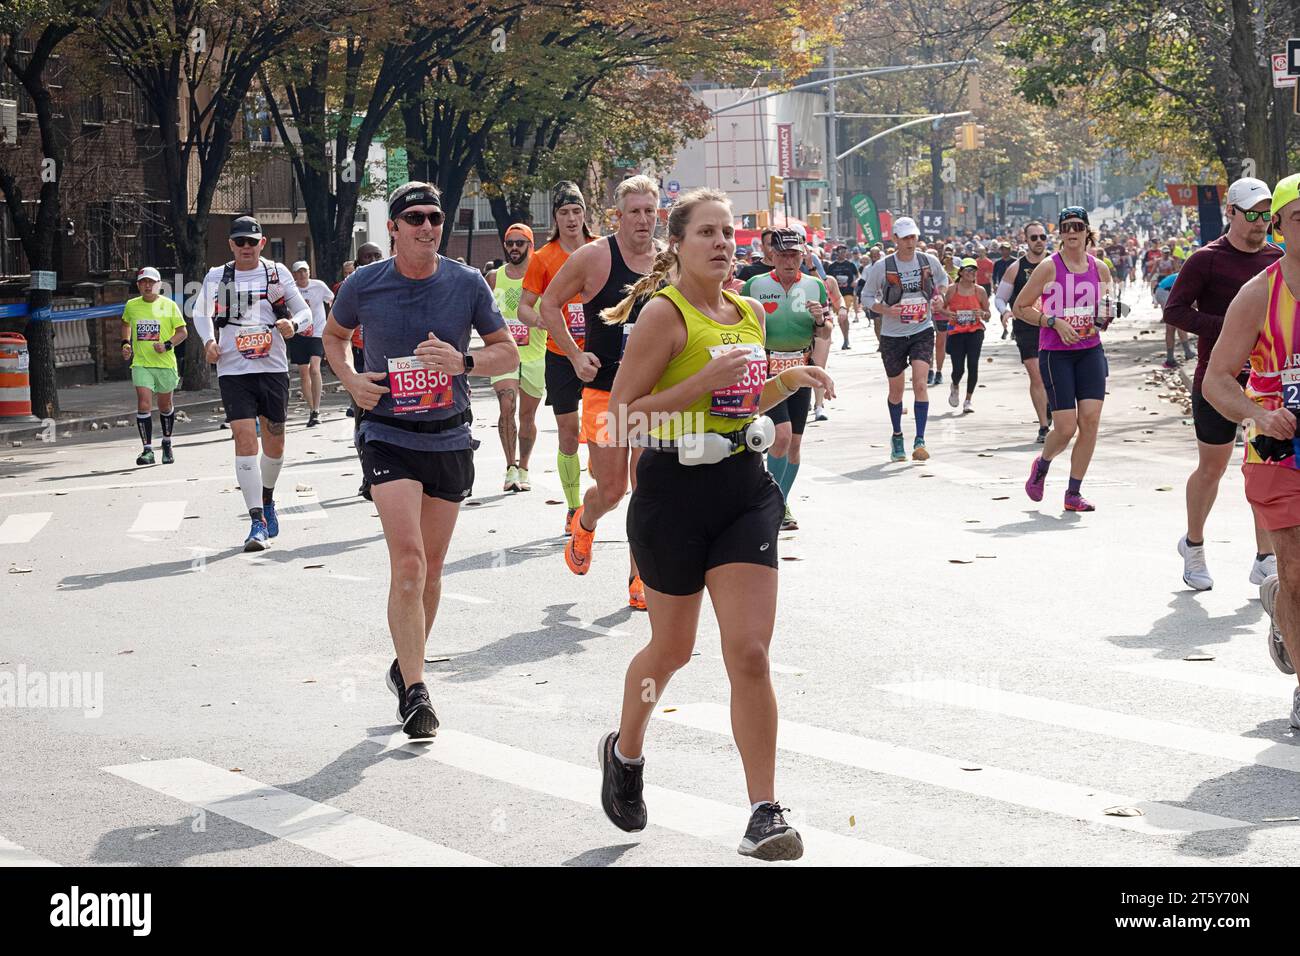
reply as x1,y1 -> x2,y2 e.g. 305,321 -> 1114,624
0,204 -> 30,278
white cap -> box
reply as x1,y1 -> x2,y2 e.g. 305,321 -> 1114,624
1226,178 -> 1272,209
136,267 -> 161,282
291,260 -> 310,273
893,217 -> 919,238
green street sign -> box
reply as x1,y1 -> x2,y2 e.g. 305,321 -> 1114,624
803,179 -> 830,190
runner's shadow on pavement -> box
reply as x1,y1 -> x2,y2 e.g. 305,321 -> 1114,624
440,536 -> 566,578
1105,593 -> 1263,659
433,602 -> 634,684
965,510 -> 1081,537
90,738 -> 402,866
55,534 -> 385,590
562,843 -> 639,867
1175,748 -> 1300,860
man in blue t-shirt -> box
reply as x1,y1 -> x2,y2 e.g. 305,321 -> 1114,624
324,180 -> 518,740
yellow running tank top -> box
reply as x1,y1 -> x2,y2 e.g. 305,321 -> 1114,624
649,285 -> 766,440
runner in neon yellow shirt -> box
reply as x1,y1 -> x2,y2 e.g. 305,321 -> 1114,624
120,267 -> 187,465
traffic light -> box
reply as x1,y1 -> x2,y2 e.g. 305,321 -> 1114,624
808,213 -> 822,230
757,210 -> 770,228
769,175 -> 785,207
973,125 -> 986,148
954,127 -> 966,151
954,123 -> 986,150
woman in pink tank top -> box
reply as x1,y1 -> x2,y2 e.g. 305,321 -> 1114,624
1011,206 -> 1115,512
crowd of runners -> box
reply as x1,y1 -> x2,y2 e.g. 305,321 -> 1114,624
109,171 -> 1300,862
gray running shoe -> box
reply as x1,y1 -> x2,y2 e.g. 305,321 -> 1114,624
1261,574 -> 1295,676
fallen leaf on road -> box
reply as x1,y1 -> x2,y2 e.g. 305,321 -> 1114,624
535,680 -> 548,685
1263,816 -> 1300,823
465,500 -> 482,507
8,567 -> 32,574
849,815 -> 856,827
54,492 -> 67,496
305,450 -> 319,455
230,767 -> 243,773
978,453 -> 993,458
295,483 -> 313,492
992,496 -> 1009,501
662,707 -> 677,713
304,564 -> 324,569
976,554 -> 997,559
1103,806 -> 1144,817
948,558 -> 974,564
118,649 -> 134,655
965,519 -> 980,523
1183,654 -> 1215,661
919,473 -> 934,478
781,556 -> 803,561
200,703 -> 211,708
960,766 -> 982,772
1155,486 -> 1172,491
424,657 -> 451,664
301,679 -> 316,683
545,499 -> 563,505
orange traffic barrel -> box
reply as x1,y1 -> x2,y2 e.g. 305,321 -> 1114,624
0,333 -> 33,418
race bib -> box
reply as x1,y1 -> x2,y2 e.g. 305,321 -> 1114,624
387,355 -> 453,414
506,320 -> 530,346
566,302 -> 586,343
300,322 -> 314,338
708,344 -> 766,419
1281,368 -> 1300,412
1060,305 -> 1095,337
899,295 -> 928,325
767,349 -> 807,376
234,329 -> 272,360
952,310 -> 979,330
135,320 -> 161,342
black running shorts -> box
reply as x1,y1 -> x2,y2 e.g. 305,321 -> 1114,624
1191,376 -> 1245,446
359,440 -> 475,502
544,350 -> 584,415
768,385 -> 813,436
219,371 -> 289,424
880,328 -> 935,379
1012,319 -> 1040,362
287,335 -> 325,365
627,448 -> 782,596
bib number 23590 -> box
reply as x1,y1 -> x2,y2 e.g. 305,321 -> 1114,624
387,356 -> 453,414
235,330 -> 272,360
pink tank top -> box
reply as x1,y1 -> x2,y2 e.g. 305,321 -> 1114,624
1039,252 -> 1102,352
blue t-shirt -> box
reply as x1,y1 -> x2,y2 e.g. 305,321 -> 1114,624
331,256 -> 506,451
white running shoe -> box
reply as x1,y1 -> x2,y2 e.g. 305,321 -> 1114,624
1177,535 -> 1213,591
948,381 -> 959,407
962,398 -> 973,414
1261,574 -> 1295,676
1250,553 -> 1277,586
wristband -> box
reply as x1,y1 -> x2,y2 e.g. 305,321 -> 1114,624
164,341 -> 174,351
774,370 -> 795,398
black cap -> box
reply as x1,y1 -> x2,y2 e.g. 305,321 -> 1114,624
1059,206 -> 1089,226
770,228 -> 805,252
230,216 -> 262,239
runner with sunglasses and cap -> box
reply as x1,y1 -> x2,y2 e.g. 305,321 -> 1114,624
487,223 -> 544,492
193,215 -> 313,551
288,260 -> 334,428
862,215 -> 948,462
1018,206 -> 1115,513
1166,178 -> 1280,593
596,187 -> 835,860
518,182 -> 599,535
995,222 -> 1052,443
941,258 -> 991,414
1204,173 -> 1300,726
324,181 -> 518,739
121,266 -> 187,465
742,227 -> 832,530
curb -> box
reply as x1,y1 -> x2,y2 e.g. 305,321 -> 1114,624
0,395 -> 227,445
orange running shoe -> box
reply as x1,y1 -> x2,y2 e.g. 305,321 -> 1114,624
628,575 -> 647,611
565,505 -> 594,575
564,508 -> 577,537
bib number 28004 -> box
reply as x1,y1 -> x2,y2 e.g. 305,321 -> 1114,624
387,356 -> 453,414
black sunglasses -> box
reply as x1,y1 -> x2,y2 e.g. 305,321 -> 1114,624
1060,221 -> 1087,233
232,236 -> 261,247
1233,206 -> 1268,222
503,239 -> 530,248
399,210 -> 444,227
1027,233 -> 1047,241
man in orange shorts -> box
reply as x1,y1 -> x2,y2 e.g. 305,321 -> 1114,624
1206,172 -> 1300,727
540,174 -> 658,608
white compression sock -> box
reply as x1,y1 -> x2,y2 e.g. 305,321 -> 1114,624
235,456 -> 261,514
259,454 -> 283,500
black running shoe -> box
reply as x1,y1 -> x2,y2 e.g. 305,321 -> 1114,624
161,443 -> 174,465
385,658 -> 406,716
399,682 -> 439,739
738,802 -> 804,861
1036,425 -> 1049,444
136,448 -> 155,466
307,410 -> 320,427
598,731 -> 647,832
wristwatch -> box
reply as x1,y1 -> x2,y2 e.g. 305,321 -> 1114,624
462,352 -> 475,373
164,341 -> 174,351
1045,315 -> 1057,329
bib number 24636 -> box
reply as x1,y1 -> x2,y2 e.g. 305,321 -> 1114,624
387,356 -> 453,414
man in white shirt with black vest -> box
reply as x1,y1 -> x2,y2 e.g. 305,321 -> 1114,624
193,216 -> 313,551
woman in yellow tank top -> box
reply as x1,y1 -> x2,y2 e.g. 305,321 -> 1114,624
593,188 -> 834,861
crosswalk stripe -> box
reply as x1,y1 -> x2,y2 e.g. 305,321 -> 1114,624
880,678 -> 1300,775
445,592 -> 490,605
0,511 -> 51,544
0,835 -> 58,867
369,730 -> 930,866
658,702 -> 1249,835
277,491 -> 327,523
128,500 -> 187,534
1115,661 -> 1291,699
104,758 -> 494,867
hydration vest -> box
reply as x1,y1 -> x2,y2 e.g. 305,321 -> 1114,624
881,253 -> 935,306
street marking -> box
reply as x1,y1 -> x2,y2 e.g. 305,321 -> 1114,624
0,835 -> 57,867
1115,661 -> 1291,700
0,511 -> 51,544
128,500 -> 187,534
879,679 -> 1300,776
445,592 -> 490,605
369,730 -> 929,866
277,491 -> 327,523
104,758 -> 493,867
703,653 -> 803,675
0,464 -> 344,500
659,702 -> 1249,835
563,620 -> 629,638
329,573 -> 370,582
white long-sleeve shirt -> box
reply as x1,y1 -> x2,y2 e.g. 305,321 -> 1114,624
192,260 -> 311,376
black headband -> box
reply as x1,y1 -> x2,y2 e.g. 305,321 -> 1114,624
389,188 -> 442,221
553,182 -> 585,212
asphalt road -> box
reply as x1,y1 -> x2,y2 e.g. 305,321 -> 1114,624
2,287 -> 1298,868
